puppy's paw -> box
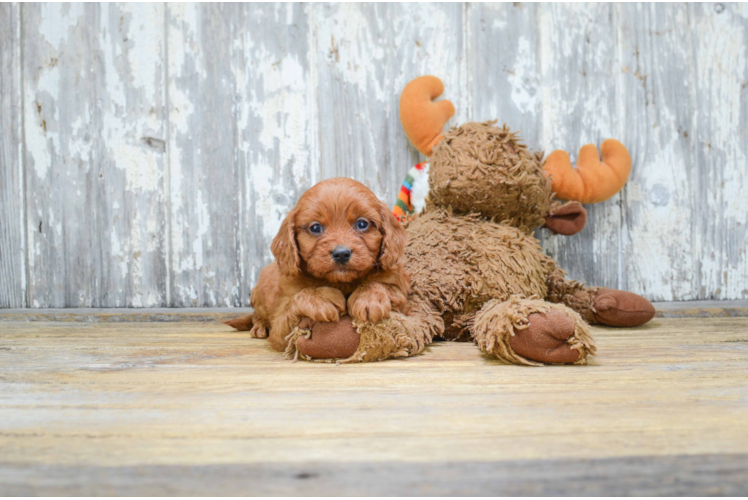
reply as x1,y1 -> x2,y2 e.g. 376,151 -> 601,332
348,284 -> 392,323
294,287 -> 346,323
249,321 -> 269,339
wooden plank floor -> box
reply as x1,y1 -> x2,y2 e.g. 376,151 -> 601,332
1,316 -> 748,495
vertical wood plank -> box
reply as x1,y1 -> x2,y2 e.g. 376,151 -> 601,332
23,4 -> 102,307
23,4 -> 167,307
617,4 -> 699,301
0,3 -> 25,308
469,3 -> 541,145
313,3 -> 466,206
235,4 -> 315,298
690,3 -> 748,300
97,3 -> 168,307
167,4 -> 242,306
536,4 -> 622,291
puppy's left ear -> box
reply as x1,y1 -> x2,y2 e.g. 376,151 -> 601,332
378,200 -> 407,270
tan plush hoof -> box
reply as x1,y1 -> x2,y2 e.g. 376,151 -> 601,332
296,316 -> 361,360
593,289 -> 655,327
509,310 -> 581,364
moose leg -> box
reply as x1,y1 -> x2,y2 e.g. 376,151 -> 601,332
287,302 -> 443,363
546,269 -> 656,327
472,296 -> 596,366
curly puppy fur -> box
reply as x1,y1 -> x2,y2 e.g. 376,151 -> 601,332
228,178 -> 411,351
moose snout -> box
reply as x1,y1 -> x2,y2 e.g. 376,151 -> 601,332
331,245 -> 352,264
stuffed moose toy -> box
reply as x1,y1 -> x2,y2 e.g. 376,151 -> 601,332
230,76 -> 656,366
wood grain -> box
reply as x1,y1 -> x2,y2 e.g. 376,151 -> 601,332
618,3 -> 699,301
1,300 -> 747,323
1,316 -> 748,494
469,3 -> 541,145
166,4 -> 242,307
237,4 -> 317,304
2,3 -> 747,307
95,4 -> 168,308
0,3 -> 24,308
23,4 -> 100,307
313,3 -> 467,202
2,454 -> 747,496
536,4 -> 623,291
690,3 -> 748,300
22,4 -> 168,307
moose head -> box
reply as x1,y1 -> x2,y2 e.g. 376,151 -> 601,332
399,76 -> 631,235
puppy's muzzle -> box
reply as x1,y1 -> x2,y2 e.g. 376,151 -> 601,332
332,246 -> 352,264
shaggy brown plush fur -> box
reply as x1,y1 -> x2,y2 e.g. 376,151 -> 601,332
405,207 -> 555,324
429,122 -> 552,233
473,296 -> 595,366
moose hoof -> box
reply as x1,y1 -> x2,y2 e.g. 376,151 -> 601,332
296,316 -> 361,360
593,289 -> 655,327
509,310 -> 581,364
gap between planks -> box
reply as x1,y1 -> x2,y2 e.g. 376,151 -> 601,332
1,300 -> 748,323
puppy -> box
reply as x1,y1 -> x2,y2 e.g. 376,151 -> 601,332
225,178 -> 410,352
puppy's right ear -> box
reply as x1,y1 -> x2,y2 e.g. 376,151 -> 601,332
271,210 -> 300,276
377,200 -> 407,270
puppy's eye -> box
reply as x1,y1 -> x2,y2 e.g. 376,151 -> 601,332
309,223 -> 323,235
355,218 -> 369,231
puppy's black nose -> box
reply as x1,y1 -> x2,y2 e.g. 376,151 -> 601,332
332,246 -> 352,264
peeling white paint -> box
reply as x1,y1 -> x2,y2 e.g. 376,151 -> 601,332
125,4 -> 163,98
24,89 -> 52,181
315,4 -> 386,103
692,4 -> 748,299
508,37 -> 538,114
245,47 -> 311,243
112,142 -> 161,192
6,3 -> 747,309
38,3 -> 83,50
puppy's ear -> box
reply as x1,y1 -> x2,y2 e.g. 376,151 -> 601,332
271,210 -> 300,276
378,200 -> 407,270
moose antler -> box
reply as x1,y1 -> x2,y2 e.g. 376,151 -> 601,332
399,76 -> 455,157
543,139 -> 632,204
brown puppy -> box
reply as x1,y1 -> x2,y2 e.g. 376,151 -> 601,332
225,178 -> 409,354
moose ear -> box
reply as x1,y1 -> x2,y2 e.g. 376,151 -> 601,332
400,76 -> 455,157
544,202 -> 587,236
543,139 -> 631,203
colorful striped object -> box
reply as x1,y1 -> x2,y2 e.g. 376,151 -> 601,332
392,162 -> 430,221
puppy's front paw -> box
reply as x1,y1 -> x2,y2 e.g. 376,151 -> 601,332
294,287 -> 346,323
348,284 -> 392,323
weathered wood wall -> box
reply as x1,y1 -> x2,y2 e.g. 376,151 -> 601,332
1,3 -> 746,308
